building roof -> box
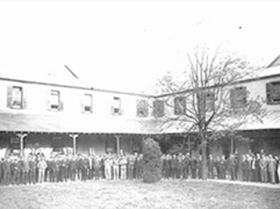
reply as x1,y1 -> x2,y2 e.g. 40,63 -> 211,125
266,54 -> 280,68
0,63 -> 88,90
0,112 -> 157,135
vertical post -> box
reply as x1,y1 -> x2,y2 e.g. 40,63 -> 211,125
17,133 -> 27,157
70,134 -> 78,154
115,135 -> 120,154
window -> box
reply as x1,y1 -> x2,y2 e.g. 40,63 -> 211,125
230,87 -> 247,108
52,137 -> 64,153
82,94 -> 92,113
9,136 -> 20,150
111,97 -> 122,115
136,100 -> 149,117
50,90 -> 60,110
153,100 -> 164,117
174,96 -> 186,115
7,86 -> 27,109
106,138 -> 116,154
47,90 -> 63,111
197,92 -> 215,112
266,82 -> 280,105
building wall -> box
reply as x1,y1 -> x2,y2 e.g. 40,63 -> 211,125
0,78 -> 154,121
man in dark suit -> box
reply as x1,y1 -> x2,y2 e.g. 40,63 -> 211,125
228,154 -> 237,181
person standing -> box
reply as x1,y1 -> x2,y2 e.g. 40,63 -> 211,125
104,156 -> 113,180
228,154 -> 237,181
37,156 -> 47,183
170,154 -> 177,179
93,155 -> 102,180
207,155 -> 215,179
183,153 -> 190,179
119,154 -> 128,180
255,153 -> 261,182
197,155 -> 203,179
3,157 -> 11,185
190,155 -> 197,179
128,154 -> 136,180
214,156 -> 221,179
135,154 -> 143,180
268,154 -> 276,184
259,154 -> 268,183
0,158 -> 3,185
112,155 -> 120,180
220,155 -> 226,179
177,153 -> 184,179
276,156 -> 280,184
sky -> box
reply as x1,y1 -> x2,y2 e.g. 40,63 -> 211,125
0,0 -> 279,94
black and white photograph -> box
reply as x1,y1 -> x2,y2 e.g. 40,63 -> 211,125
0,0 -> 280,208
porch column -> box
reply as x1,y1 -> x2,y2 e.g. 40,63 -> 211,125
69,134 -> 79,154
16,133 -> 27,157
115,135 -> 120,154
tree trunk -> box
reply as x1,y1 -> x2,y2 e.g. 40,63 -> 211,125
201,129 -> 207,180
230,136 -> 234,155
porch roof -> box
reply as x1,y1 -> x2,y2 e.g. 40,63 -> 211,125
0,112 -> 158,135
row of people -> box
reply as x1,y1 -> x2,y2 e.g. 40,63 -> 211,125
161,152 -> 280,184
0,152 -> 144,186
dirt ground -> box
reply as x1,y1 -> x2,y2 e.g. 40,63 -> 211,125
0,179 -> 279,209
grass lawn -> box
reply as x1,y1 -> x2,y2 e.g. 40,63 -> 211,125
0,180 -> 279,209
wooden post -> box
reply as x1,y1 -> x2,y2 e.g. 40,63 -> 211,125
115,135 -> 120,154
16,133 -> 27,157
69,134 -> 78,154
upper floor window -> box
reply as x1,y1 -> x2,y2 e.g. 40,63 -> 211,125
7,86 -> 27,109
47,90 -> 63,111
153,100 -> 164,118
111,97 -> 122,116
200,92 -> 215,112
230,86 -> 247,108
206,92 -> 215,111
174,96 -> 186,115
82,94 -> 92,113
266,82 -> 280,105
136,100 -> 149,117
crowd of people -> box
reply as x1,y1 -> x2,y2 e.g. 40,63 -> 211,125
0,151 -> 143,186
0,149 -> 280,186
161,151 -> 280,184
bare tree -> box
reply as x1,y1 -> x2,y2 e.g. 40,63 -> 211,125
154,46 -> 266,180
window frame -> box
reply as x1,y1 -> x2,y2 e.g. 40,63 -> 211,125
136,99 -> 149,117
267,82 -> 280,105
153,100 -> 165,118
82,93 -> 93,113
50,90 -> 60,111
111,97 -> 122,116
230,86 -> 247,109
174,96 -> 186,115
11,86 -> 23,109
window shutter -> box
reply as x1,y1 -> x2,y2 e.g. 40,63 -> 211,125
266,83 -> 272,105
153,100 -> 164,117
230,89 -> 236,108
89,95 -> 93,113
80,94 -> 85,113
241,87 -> 247,106
22,88 -> 27,109
7,86 -> 13,108
111,106 -> 115,115
174,97 -> 186,115
59,101 -> 64,111
206,93 -> 215,111
46,90 -> 51,110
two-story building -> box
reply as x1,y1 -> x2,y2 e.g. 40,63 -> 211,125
0,65 -> 161,158
1,56 -> 280,159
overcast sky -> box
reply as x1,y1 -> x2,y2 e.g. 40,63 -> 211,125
0,0 -> 279,94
